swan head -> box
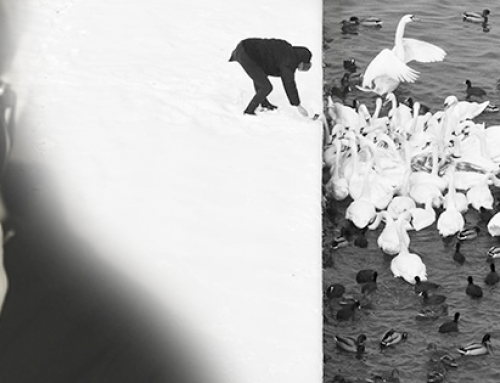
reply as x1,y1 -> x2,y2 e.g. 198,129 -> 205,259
401,14 -> 420,24
443,95 -> 458,109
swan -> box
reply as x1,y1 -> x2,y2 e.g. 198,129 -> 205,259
443,95 -> 489,122
408,195 -> 437,231
385,92 -> 413,132
387,141 -> 416,219
466,172 -> 495,211
357,14 -> 446,95
326,96 -> 364,133
324,138 -> 349,201
375,211 -> 411,255
487,211 -> 500,236
345,146 -> 377,229
437,163 -> 465,237
390,211 -> 427,284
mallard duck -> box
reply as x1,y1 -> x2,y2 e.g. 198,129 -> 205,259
335,333 -> 367,353
465,276 -> 483,298
485,263 -> 500,285
462,9 -> 490,23
487,246 -> 500,260
458,333 -> 492,355
416,303 -> 448,321
414,276 -> 440,294
453,242 -> 466,265
438,312 -> 460,333
427,343 -> 458,367
331,235 -> 349,249
380,329 -> 408,348
457,226 -> 480,241
349,16 -> 383,27
356,269 -> 377,283
465,79 -> 487,100
421,290 -> 447,305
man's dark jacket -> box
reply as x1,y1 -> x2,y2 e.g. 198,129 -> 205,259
231,38 -> 305,106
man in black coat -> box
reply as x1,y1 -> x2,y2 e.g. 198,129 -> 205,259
229,38 -> 312,116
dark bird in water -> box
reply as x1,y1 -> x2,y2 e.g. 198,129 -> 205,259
404,96 -> 430,114
485,263 -> 500,285
453,242 -> 466,265
356,269 -> 377,283
465,79 -> 487,100
361,272 -> 378,295
343,59 -> 358,73
336,299 -> 360,321
465,276 -> 483,298
325,283 -> 346,299
414,276 -> 440,295
438,312 -> 460,333
421,291 -> 447,306
415,303 -> 448,321
340,20 -> 359,35
348,16 -> 383,28
330,73 -> 351,103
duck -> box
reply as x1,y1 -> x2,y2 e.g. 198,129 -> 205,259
335,334 -> 367,354
343,59 -> 358,73
453,242 -> 466,265
349,16 -> 383,27
356,269 -> 377,283
462,9 -> 490,23
457,226 -> 480,241
421,290 -> 447,305
325,283 -> 346,299
484,263 -> 500,285
330,73 -> 352,103
415,276 -> 440,294
336,299 -> 361,321
465,275 -> 483,298
341,20 -> 359,35
357,14 -> 446,96
361,272 -> 378,295
331,235 -> 349,249
487,246 -> 500,260
465,79 -> 487,100
458,333 -> 492,356
438,312 -> 460,333
380,329 -> 408,348
415,303 -> 448,321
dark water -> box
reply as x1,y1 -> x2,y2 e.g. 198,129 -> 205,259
323,1 -> 500,382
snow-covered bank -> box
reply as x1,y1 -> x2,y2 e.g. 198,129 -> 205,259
6,0 -> 323,382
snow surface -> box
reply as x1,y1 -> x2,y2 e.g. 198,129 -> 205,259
6,0 -> 322,382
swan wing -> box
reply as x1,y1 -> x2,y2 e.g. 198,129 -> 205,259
401,38 -> 446,63
362,49 -> 419,87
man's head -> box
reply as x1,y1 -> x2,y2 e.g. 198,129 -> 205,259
293,46 -> 312,71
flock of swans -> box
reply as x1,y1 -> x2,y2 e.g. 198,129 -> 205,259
323,13 -> 500,285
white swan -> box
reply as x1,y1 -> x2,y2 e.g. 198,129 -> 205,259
466,172 -> 495,211
345,147 -> 377,229
488,212 -> 500,237
390,211 -> 427,284
387,141 -> 416,218
443,96 -> 489,123
358,14 -> 446,95
375,211 -> 412,255
437,163 -> 465,237
408,195 -> 437,231
324,138 -> 349,201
